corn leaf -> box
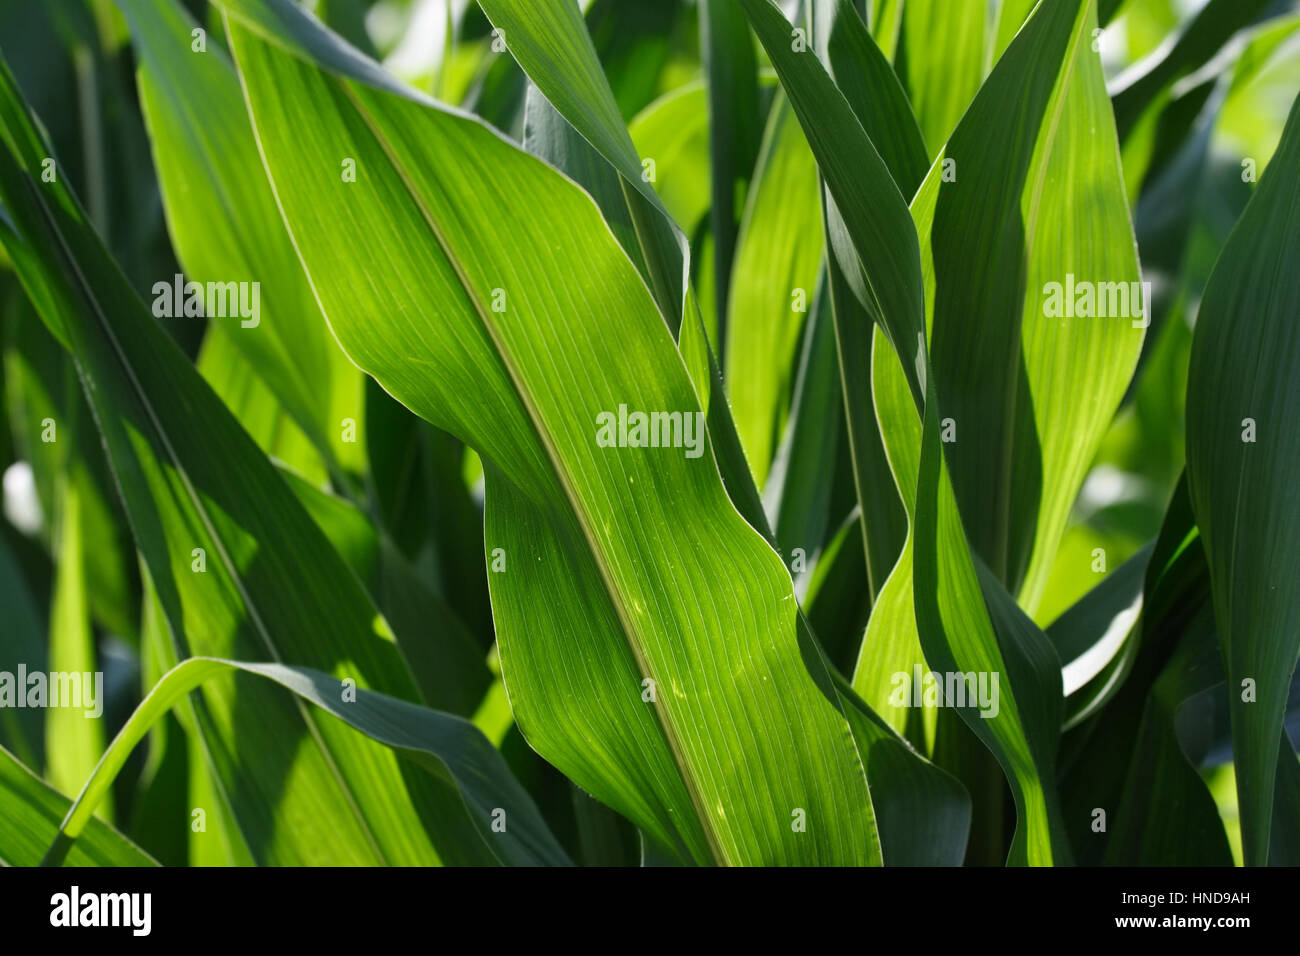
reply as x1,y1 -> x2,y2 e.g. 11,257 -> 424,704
0,53 -> 485,866
725,93 -> 823,486
698,0 -> 762,342
44,479 -> 109,819
628,82 -> 711,239
1184,90 -> 1300,865
282,466 -> 492,717
744,0 -> 1145,864
898,0 -> 986,157
118,0 -> 365,483
219,0 -> 882,866
42,657 -> 570,867
0,744 -> 156,867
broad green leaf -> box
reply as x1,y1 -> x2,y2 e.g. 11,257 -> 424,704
470,16 -> 772,543
473,0 -> 686,324
503,35 -> 938,860
1184,90 -> 1300,865
219,0 -> 882,865
909,0 -> 1138,864
195,326 -> 328,486
853,0 -> 1145,750
42,657 -> 570,867
118,0 -> 366,483
0,744 -> 156,866
628,81 -> 711,236
899,0 -> 987,157
917,2 -> 1145,610
0,54 -> 469,866
481,5 -> 777,547
725,93 -> 823,486
470,0 -> 776,540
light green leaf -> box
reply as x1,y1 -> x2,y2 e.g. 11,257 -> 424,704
628,81 -> 711,236
0,53 -> 470,866
45,479 -> 110,820
118,0 -> 366,482
473,0 -> 686,324
195,325 -> 328,486
899,0 -> 987,157
220,0 -> 882,865
0,744 -> 156,866
725,93 -> 823,486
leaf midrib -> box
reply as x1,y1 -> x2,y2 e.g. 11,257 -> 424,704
300,72 -> 729,866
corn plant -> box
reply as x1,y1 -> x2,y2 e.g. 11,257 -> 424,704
0,0 -> 1297,868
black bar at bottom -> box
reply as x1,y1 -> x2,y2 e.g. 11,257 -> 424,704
0,864 -> 1280,942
